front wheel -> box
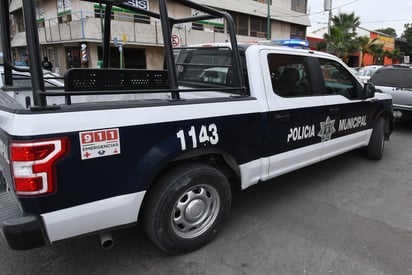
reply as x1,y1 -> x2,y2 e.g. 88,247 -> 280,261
366,117 -> 385,160
142,163 -> 231,255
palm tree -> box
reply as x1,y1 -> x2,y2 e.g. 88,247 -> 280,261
391,49 -> 402,63
331,12 -> 361,34
384,49 -> 402,64
358,36 -> 378,66
324,12 -> 361,63
368,43 -> 384,64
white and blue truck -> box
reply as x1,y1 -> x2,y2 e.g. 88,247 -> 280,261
0,0 -> 393,255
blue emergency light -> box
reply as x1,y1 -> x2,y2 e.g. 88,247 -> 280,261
271,39 -> 309,49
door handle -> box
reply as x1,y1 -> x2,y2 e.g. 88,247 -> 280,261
328,107 -> 340,114
274,113 -> 290,122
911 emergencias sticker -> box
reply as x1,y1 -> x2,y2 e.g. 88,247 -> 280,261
79,128 -> 121,160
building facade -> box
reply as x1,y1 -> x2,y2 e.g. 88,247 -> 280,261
7,0 -> 310,75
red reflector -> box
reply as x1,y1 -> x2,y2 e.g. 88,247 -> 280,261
14,177 -> 43,192
12,143 -> 56,161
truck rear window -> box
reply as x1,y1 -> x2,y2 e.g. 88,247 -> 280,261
174,47 -> 247,91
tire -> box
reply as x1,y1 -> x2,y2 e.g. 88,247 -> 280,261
366,117 -> 385,160
142,163 -> 231,255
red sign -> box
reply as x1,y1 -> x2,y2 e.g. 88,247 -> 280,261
171,34 -> 180,47
79,128 -> 121,160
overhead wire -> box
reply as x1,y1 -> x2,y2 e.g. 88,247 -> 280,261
309,0 -> 412,34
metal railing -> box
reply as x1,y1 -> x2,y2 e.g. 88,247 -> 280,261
34,10 -> 233,46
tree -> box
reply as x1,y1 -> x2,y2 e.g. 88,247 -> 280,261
323,12 -> 361,63
368,43 -> 384,64
375,28 -> 397,37
384,49 -> 402,64
357,36 -> 378,66
401,23 -> 412,55
324,26 -> 359,63
331,12 -> 360,34
316,41 -> 327,52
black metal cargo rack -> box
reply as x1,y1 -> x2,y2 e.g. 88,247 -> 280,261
0,0 -> 247,109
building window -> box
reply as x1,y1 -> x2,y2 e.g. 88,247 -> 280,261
214,25 -> 224,33
133,14 -> 150,24
36,0 -> 45,20
37,19 -> 45,28
190,9 -> 225,33
291,0 -> 307,13
11,9 -> 25,33
290,24 -> 306,40
250,15 -> 267,38
57,0 -> 71,14
191,23 -> 204,31
58,13 -> 72,24
230,12 -> 248,36
230,12 -> 269,38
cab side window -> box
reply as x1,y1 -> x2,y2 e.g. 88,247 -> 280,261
319,59 -> 359,99
268,54 -> 312,97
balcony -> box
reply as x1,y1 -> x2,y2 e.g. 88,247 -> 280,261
10,10 -> 247,48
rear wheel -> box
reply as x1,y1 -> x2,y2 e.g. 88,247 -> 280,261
142,163 -> 231,255
366,117 -> 385,160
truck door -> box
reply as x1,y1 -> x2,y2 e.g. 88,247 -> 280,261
261,51 -> 325,178
317,57 -> 371,160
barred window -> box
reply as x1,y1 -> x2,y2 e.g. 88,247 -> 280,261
291,0 -> 307,13
250,15 -> 267,38
290,24 -> 306,40
230,12 -> 248,36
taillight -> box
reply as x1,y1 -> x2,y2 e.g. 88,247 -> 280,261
11,138 -> 69,196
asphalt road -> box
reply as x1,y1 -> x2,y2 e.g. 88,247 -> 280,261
1,122 -> 412,275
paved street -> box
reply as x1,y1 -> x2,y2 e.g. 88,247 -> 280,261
1,122 -> 412,275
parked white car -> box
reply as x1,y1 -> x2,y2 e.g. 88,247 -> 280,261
356,65 -> 382,83
0,65 -> 64,88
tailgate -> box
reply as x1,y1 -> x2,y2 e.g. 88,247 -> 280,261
0,92 -> 22,192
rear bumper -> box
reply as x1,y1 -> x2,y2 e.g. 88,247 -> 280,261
0,191 -> 47,250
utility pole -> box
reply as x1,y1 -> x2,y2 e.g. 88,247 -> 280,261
324,0 -> 332,52
267,0 -> 271,40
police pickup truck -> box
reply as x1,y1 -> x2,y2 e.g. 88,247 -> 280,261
0,0 -> 393,255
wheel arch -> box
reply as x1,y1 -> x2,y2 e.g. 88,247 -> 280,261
137,148 -> 241,222
371,101 -> 393,141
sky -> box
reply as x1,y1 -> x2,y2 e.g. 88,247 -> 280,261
307,0 -> 412,37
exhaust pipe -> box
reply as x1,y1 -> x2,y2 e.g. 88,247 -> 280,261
100,232 -> 114,249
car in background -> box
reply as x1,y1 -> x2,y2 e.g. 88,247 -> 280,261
199,67 -> 228,84
356,65 -> 382,83
0,65 -> 64,88
369,66 -> 412,120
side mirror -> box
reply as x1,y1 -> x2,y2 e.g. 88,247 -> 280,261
361,82 -> 376,99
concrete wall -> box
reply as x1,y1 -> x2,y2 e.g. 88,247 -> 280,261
194,0 -> 310,26
146,46 -> 164,70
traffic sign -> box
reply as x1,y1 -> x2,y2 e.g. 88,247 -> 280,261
171,34 -> 180,47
